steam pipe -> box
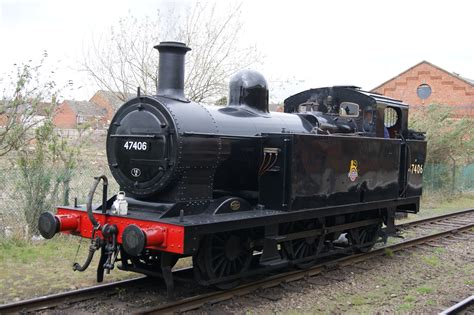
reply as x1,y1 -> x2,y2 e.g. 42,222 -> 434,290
86,175 -> 108,230
102,176 -> 108,214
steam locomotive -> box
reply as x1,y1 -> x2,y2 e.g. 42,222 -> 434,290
39,41 -> 426,295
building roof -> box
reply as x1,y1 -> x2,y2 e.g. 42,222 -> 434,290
1,101 -> 53,116
460,76 -> 474,85
90,90 -> 134,111
371,60 -> 474,91
63,100 -> 107,116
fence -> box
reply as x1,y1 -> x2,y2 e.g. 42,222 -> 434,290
0,131 -> 120,238
423,163 -> 474,193
0,161 -> 120,238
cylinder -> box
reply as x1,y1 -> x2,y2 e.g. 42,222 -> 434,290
154,41 -> 191,100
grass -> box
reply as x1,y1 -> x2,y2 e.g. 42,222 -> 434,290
350,295 -> 368,306
0,235 -> 137,304
404,295 -> 416,302
433,247 -> 446,254
420,192 -> 474,215
416,286 -> 433,294
0,237 -> 67,263
398,192 -> 474,224
397,302 -> 414,312
384,248 -> 394,257
421,255 -> 441,267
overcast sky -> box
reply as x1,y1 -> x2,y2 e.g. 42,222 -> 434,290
1,0 -> 473,103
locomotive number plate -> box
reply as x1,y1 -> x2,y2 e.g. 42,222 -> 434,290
408,163 -> 423,174
122,141 -> 149,151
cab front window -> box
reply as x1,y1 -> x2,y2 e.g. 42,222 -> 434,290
339,102 -> 359,117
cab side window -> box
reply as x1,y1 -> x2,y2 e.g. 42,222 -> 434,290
384,107 -> 400,138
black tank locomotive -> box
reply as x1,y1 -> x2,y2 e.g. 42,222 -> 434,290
39,41 -> 427,294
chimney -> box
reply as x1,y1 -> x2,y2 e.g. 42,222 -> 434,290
154,41 -> 191,101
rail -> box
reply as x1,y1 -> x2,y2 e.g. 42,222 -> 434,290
0,277 -> 146,313
439,295 -> 474,315
0,208 -> 472,313
138,217 -> 474,314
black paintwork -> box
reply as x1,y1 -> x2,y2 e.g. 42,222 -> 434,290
155,41 -> 191,101
259,134 -> 402,211
37,41 -> 429,296
405,140 -> 427,197
284,86 -> 410,138
228,69 -> 270,113
106,95 -> 312,200
102,41 -> 427,256
122,224 -> 147,256
38,212 -> 59,239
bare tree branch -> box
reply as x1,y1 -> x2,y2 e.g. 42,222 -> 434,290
82,1 -> 261,103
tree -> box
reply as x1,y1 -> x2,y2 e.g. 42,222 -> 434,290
214,96 -> 227,106
409,104 -> 474,192
16,119 -> 88,236
410,104 -> 473,165
0,53 -> 57,157
83,2 -> 261,103
0,53 -> 87,237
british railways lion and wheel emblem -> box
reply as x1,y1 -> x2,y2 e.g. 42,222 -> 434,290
348,159 -> 359,182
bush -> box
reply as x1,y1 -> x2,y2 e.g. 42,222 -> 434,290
1,54 -> 87,238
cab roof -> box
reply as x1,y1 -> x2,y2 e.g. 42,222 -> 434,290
284,86 -> 409,113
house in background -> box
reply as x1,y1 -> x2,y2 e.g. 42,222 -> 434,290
0,101 -> 52,128
89,90 -> 133,123
53,100 -> 107,129
371,61 -> 474,118
20,102 -> 53,128
53,90 -> 134,129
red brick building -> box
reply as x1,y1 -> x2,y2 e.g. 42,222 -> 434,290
89,90 -> 132,124
53,100 -> 107,129
371,61 -> 474,117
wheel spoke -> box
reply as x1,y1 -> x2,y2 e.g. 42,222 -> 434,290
236,255 -> 245,266
212,252 -> 225,262
295,241 -> 305,257
201,232 -> 252,284
213,256 -> 226,273
349,222 -> 381,253
231,260 -> 237,274
218,260 -> 229,278
284,220 -> 323,263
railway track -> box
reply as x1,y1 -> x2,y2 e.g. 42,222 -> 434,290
0,276 -> 148,314
1,208 -> 472,314
138,209 -> 474,314
440,295 -> 474,315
